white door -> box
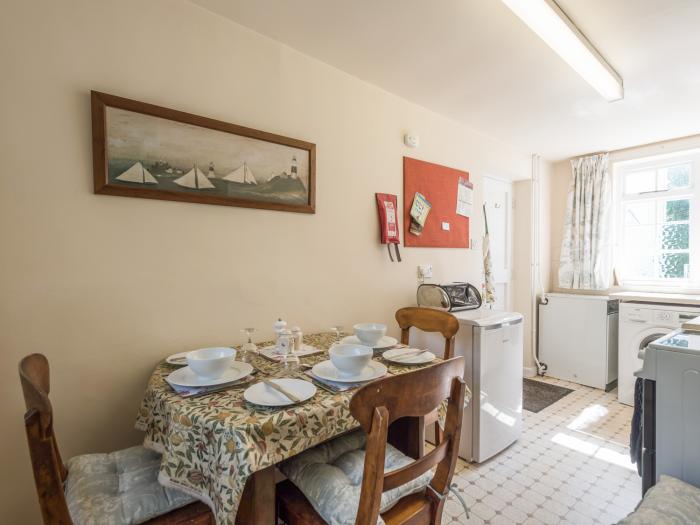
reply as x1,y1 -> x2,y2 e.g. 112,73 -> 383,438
483,177 -> 513,310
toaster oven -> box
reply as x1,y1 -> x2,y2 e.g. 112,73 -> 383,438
416,282 -> 482,312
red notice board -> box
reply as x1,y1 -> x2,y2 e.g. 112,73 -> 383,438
403,157 -> 470,248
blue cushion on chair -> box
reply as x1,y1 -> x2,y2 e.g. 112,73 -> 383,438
64,445 -> 197,525
279,430 -> 432,525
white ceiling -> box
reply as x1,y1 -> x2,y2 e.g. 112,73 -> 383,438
192,0 -> 700,160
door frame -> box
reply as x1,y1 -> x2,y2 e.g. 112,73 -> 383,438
483,175 -> 514,311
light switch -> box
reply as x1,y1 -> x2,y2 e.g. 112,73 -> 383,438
441,222 -> 450,231
417,264 -> 433,279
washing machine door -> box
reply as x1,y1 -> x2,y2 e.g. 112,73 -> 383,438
619,326 -> 671,406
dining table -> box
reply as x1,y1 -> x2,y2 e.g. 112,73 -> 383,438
135,331 -> 470,525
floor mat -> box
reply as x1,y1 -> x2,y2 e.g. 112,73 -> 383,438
523,378 -> 573,413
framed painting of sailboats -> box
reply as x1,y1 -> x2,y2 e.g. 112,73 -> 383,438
91,91 -> 316,213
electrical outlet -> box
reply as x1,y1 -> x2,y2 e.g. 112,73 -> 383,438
417,264 -> 433,280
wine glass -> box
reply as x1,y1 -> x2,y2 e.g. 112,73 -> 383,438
239,328 -> 258,363
330,325 -> 344,346
278,331 -> 299,371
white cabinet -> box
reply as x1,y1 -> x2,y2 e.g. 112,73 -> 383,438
640,331 -> 700,488
538,293 -> 618,390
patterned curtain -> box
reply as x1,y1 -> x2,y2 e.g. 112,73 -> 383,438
558,153 -> 612,290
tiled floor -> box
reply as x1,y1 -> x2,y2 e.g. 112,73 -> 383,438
444,376 -> 642,524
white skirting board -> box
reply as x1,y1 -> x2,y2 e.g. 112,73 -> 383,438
523,366 -> 538,378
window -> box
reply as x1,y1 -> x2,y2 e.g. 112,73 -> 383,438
614,150 -> 700,288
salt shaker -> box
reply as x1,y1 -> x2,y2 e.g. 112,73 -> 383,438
291,326 -> 303,353
273,318 -> 287,343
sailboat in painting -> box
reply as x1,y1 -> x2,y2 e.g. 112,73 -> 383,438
223,162 -> 257,185
173,164 -> 215,190
116,162 -> 158,184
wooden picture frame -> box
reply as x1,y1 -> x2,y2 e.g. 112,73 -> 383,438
91,91 -> 316,213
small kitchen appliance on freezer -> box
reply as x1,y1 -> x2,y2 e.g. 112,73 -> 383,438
416,282 -> 482,312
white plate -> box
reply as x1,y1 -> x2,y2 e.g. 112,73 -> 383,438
340,335 -> 398,349
244,378 -> 316,407
382,348 -> 436,365
166,362 -> 254,387
311,360 -> 388,383
165,351 -> 189,366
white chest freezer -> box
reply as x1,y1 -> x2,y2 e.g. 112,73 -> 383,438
411,309 -> 523,462
538,293 -> 618,390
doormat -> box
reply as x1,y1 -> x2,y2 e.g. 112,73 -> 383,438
523,378 -> 573,413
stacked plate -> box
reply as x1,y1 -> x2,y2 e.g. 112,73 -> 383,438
310,360 -> 388,383
166,362 -> 254,388
340,335 -> 397,349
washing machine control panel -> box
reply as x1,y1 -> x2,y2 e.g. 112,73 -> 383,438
624,307 -> 652,323
653,310 -> 676,324
624,307 -> 682,327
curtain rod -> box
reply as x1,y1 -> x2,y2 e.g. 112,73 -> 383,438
570,132 -> 700,161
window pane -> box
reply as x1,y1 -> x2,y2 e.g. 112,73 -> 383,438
624,201 -> 656,226
665,199 -> 690,222
659,164 -> 691,190
622,225 -> 656,279
662,223 -> 689,250
625,170 -> 656,194
660,252 -> 689,279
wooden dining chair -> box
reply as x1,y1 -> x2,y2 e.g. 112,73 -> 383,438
277,357 -> 466,525
19,353 -> 214,525
395,307 -> 459,445
395,307 -> 459,360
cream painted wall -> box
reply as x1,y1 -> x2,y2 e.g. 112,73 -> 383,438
512,181 -> 534,371
548,160 -> 572,291
0,0 -> 534,521
510,156 -> 555,376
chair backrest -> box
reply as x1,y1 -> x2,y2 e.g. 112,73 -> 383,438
349,357 -> 465,525
395,307 -> 459,359
19,353 -> 73,524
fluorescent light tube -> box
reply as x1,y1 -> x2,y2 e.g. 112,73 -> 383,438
502,0 -> 623,101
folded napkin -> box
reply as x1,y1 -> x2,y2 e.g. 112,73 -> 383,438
304,370 -> 390,393
259,344 -> 323,362
166,375 -> 255,397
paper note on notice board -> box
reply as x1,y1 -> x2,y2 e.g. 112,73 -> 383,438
409,192 -> 432,235
456,177 -> 473,217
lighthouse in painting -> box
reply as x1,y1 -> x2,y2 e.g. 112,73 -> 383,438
290,155 -> 298,179
289,155 -> 299,179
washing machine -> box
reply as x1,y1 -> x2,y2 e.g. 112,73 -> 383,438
618,302 -> 700,405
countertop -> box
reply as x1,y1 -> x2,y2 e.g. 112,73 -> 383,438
610,291 -> 700,306
452,308 -> 523,327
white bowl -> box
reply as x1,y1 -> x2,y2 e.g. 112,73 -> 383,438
329,344 -> 372,377
353,323 -> 387,347
186,347 -> 236,379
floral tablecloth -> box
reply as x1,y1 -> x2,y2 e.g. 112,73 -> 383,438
135,332 -> 469,525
